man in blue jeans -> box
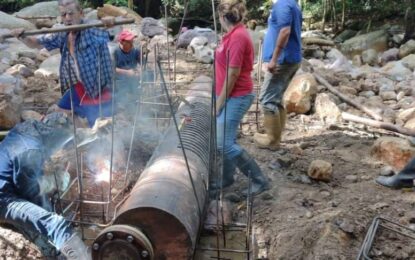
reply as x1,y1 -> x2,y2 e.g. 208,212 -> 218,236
0,112 -> 104,259
254,0 -> 302,150
376,157 -> 415,189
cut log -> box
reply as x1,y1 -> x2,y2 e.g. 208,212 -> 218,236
302,37 -> 335,46
342,112 -> 415,137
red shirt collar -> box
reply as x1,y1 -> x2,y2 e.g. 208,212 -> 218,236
222,23 -> 244,41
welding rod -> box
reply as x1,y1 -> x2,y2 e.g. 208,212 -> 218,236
0,18 -> 135,40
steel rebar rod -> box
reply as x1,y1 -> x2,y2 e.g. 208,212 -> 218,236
0,18 -> 135,40
121,45 -> 145,189
66,53 -> 85,239
105,56 -> 117,220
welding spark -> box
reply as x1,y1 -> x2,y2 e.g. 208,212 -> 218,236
94,160 -> 111,183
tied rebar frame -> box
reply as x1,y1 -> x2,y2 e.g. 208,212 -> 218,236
49,2 -> 264,258
357,216 -> 415,260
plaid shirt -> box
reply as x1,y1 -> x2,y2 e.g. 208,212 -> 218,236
38,26 -> 113,99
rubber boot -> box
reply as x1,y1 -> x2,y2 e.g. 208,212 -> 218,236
210,158 -> 236,190
235,149 -> 270,196
376,175 -> 413,189
254,111 -> 282,151
60,234 -> 91,260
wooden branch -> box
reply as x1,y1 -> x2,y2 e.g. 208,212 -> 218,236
302,37 -> 335,46
342,112 -> 415,137
302,59 -> 383,121
0,18 -> 135,41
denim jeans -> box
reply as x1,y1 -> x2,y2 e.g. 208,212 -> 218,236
0,195 -> 73,256
259,63 -> 300,113
217,93 -> 254,160
0,132 -> 74,256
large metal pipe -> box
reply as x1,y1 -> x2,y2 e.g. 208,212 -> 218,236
92,76 -> 212,260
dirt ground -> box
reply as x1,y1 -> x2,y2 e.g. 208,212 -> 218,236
1,49 -> 414,260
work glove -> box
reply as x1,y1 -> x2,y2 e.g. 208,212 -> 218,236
91,117 -> 112,137
38,167 -> 70,195
76,118 -> 113,149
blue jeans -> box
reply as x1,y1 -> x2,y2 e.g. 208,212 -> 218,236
0,195 -> 73,256
58,87 -> 113,127
0,133 -> 73,256
259,63 -> 300,113
217,93 -> 254,160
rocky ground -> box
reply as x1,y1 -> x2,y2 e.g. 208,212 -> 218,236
1,2 -> 415,260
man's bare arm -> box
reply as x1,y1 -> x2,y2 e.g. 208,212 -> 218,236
10,28 -> 42,49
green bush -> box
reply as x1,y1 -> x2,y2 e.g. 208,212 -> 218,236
162,0 -> 213,20
104,0 -> 128,7
0,0 -> 40,13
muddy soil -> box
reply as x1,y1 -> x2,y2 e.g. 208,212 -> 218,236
1,49 -> 414,260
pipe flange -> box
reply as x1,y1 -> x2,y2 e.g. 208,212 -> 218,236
92,224 -> 154,260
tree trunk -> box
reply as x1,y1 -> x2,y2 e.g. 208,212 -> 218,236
404,6 -> 415,43
341,0 -> 345,29
322,0 -> 327,31
128,0 -> 133,9
145,0 -> 151,17
331,0 -> 337,32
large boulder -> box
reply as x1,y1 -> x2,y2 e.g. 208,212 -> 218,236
397,107 -> 415,123
148,35 -> 174,50
361,49 -> 378,66
379,48 -> 399,65
341,30 -> 388,57
0,75 -> 22,129
283,73 -> 318,114
35,54 -> 61,79
0,11 -> 35,30
399,40 -> 415,59
1,38 -> 35,64
371,137 -> 415,170
84,10 -> 98,21
14,1 -> 59,18
188,37 -> 214,64
97,4 -> 142,24
314,93 -> 342,124
405,117 -> 415,130
140,17 -> 166,37
401,54 -> 415,71
380,61 -> 412,81
334,29 -> 357,43
325,49 -> 354,73
177,27 -> 216,48
119,6 -> 143,23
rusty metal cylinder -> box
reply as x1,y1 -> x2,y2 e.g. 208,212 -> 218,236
92,76 -> 212,260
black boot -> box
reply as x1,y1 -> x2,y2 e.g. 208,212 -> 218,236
376,175 -> 413,189
235,149 -> 270,196
210,157 -> 235,190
